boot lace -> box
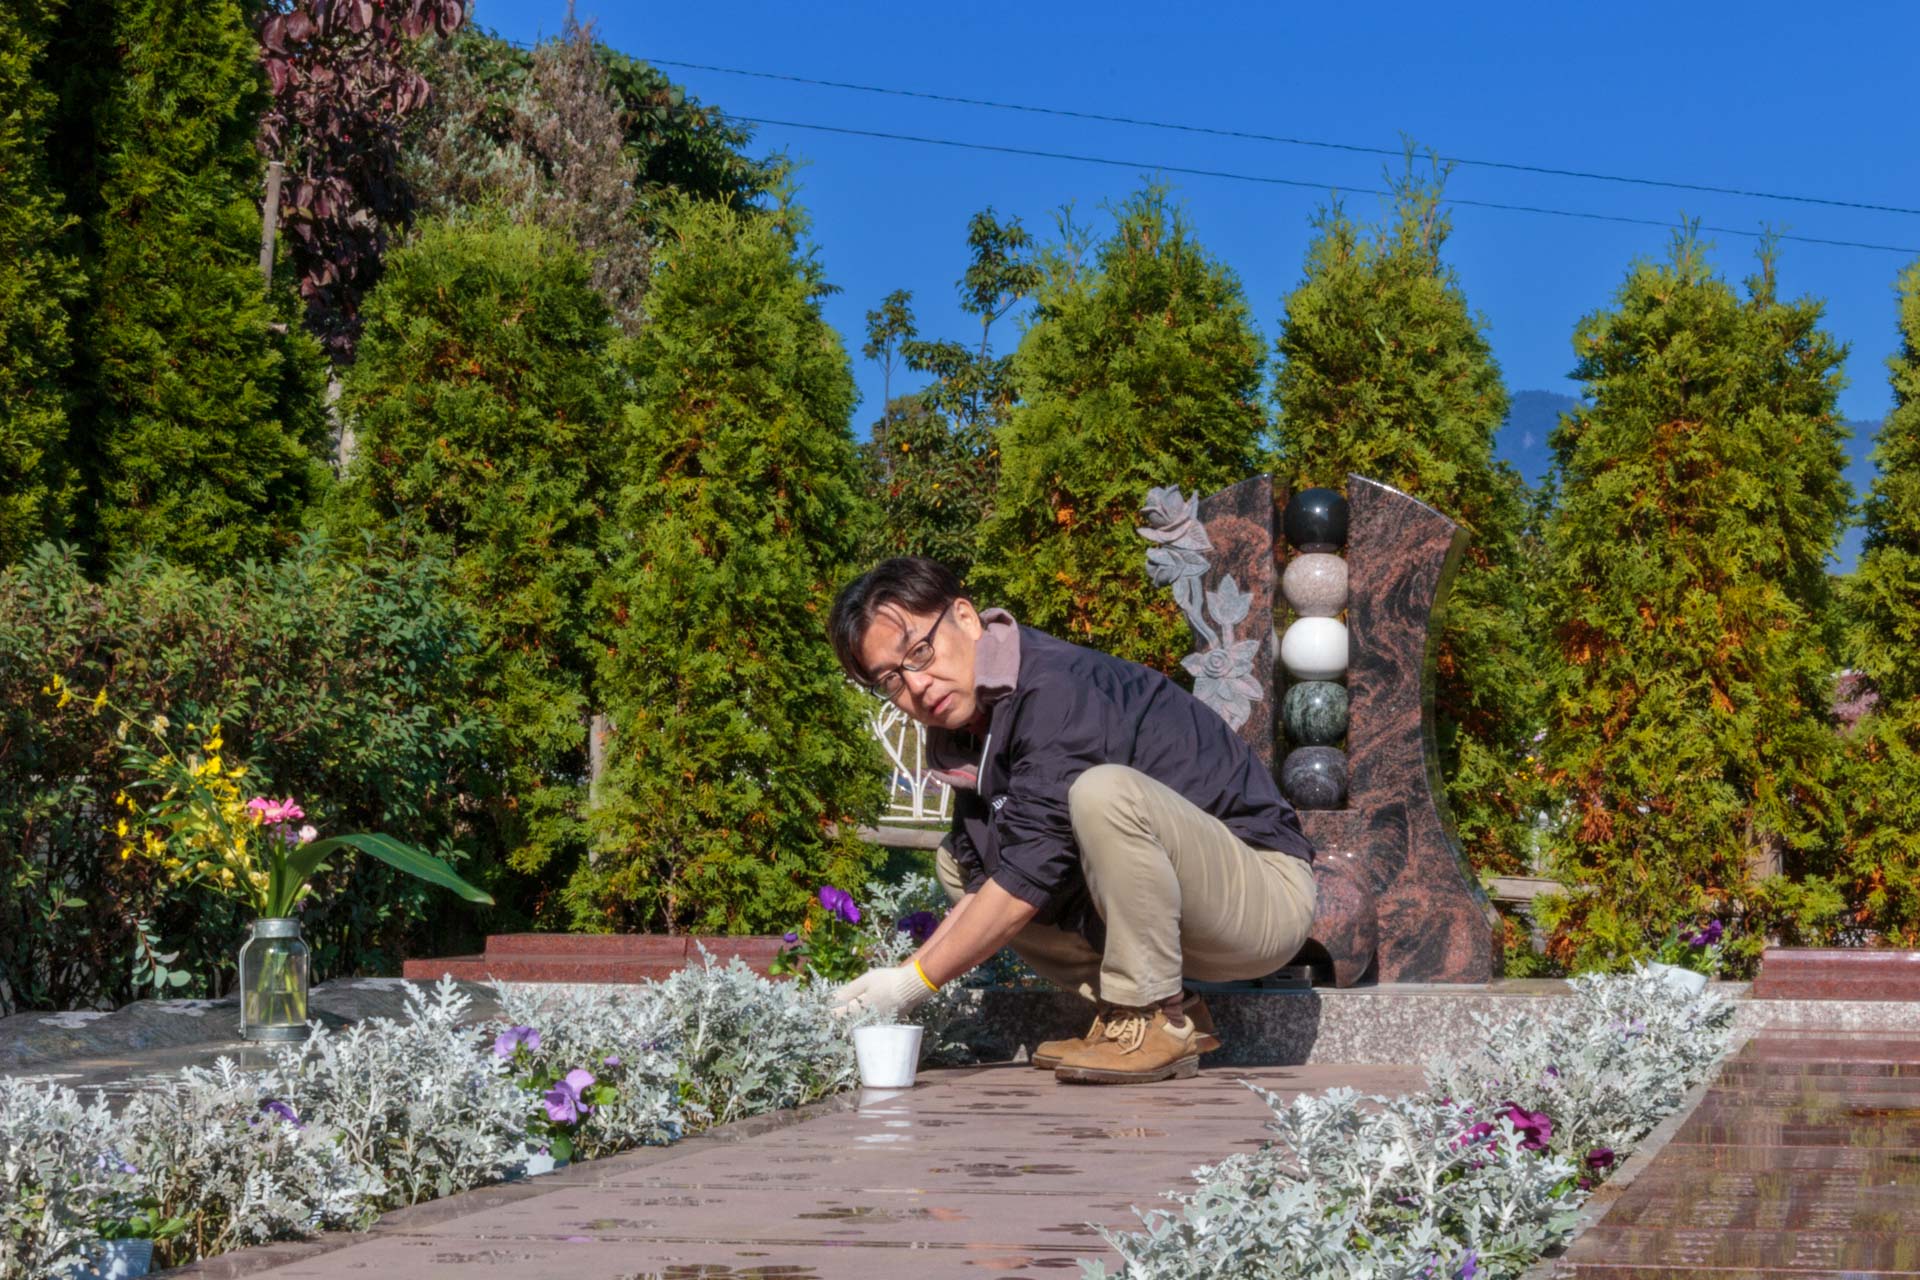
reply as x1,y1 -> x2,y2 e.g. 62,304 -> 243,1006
1102,1009 -> 1151,1054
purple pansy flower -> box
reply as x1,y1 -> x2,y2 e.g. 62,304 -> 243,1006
782,931 -> 800,944
1500,1102 -> 1553,1151
543,1068 -> 597,1125
1459,1249 -> 1479,1280
1452,1120 -> 1497,1151
603,1054 -> 622,1068
818,885 -> 861,925
494,1025 -> 540,1058
1689,920 -> 1723,948
257,1099 -> 304,1129
897,911 -> 940,945
1586,1147 -> 1616,1171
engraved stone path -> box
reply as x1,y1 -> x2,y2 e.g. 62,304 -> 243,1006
1554,1028 -> 1920,1278
167,1060 -> 1424,1279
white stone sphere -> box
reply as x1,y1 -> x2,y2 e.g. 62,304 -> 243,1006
1281,616 -> 1349,682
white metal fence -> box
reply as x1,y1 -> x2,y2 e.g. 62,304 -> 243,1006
864,695 -> 952,825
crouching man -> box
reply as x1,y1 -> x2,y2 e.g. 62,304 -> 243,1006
827,557 -> 1317,1085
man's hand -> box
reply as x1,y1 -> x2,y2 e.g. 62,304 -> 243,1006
830,964 -> 933,1020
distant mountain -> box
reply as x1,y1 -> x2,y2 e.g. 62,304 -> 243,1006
1495,390 -> 1578,489
1493,391 -> 1885,574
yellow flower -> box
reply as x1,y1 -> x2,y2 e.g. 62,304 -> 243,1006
120,846 -> 132,861
57,685 -> 72,709
115,818 -> 129,838
206,733 -> 223,752
91,688 -> 107,714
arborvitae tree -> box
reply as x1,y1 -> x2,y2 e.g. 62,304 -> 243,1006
407,16 -> 648,332
1835,261 -> 1920,943
973,187 -> 1268,671
333,216 -> 624,907
0,0 -> 80,562
1270,159 -> 1539,878
574,198 -> 882,934
80,0 -> 329,569
1536,230 -> 1850,972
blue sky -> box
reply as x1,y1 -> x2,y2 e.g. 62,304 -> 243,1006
485,0 -> 1918,567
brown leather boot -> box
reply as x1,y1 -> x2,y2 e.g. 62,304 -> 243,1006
1036,993 -> 1221,1069
1053,1004 -> 1210,1085
1030,1005 -> 1111,1070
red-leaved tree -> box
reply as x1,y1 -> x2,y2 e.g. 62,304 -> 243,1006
257,0 -> 466,359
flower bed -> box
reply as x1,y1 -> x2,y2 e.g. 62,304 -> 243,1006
1081,969 -> 1735,1279
1,872 -> 967,1279
0,959 -> 862,1279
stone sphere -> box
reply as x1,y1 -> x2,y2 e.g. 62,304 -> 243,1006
1284,487 -> 1349,552
1282,746 -> 1348,810
1283,680 -> 1349,747
1282,552 -> 1348,617
1280,617 -> 1348,682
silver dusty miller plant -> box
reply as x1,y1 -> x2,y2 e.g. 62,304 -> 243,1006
0,1077 -> 128,1278
1138,486 -> 1264,729
1085,972 -> 1735,1280
272,977 -> 530,1209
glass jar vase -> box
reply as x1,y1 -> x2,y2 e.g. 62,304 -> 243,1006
238,917 -> 310,1041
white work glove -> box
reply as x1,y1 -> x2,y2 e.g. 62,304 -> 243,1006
830,963 -> 935,1020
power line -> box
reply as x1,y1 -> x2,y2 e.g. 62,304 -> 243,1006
652,56 -> 1920,220
732,115 -> 1920,256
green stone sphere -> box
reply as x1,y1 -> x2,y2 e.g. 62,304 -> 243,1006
1283,681 -> 1349,747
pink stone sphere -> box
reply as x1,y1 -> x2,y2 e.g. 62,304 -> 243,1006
1282,553 -> 1348,617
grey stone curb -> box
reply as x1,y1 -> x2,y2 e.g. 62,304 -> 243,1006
1517,1026 -> 1754,1280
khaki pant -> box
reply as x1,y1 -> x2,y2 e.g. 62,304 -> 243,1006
936,763 -> 1318,1007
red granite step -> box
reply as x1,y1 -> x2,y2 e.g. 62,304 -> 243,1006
1747,948 -> 1920,1001
401,934 -> 788,985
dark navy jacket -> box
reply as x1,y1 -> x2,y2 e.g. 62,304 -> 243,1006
939,625 -> 1314,946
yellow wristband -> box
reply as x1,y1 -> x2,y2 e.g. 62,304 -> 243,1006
911,958 -> 940,992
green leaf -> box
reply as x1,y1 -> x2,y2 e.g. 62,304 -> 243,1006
166,969 -> 190,987
288,833 -> 494,905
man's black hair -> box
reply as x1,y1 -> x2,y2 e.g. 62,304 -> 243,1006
828,557 -> 964,683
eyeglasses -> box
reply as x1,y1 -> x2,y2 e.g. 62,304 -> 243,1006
864,601 -> 954,700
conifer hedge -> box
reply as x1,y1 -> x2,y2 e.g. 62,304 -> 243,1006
0,0 -> 79,563
1537,233 -> 1850,971
1271,166 -> 1541,879
80,0 -> 330,569
574,198 -> 884,934
974,188 -> 1269,672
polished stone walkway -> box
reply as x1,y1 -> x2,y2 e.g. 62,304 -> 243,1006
168,1059 -> 1425,1279
1554,1028 -> 1920,1278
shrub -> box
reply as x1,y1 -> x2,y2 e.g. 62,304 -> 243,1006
974,186 -> 1269,673
573,197 -> 883,934
1536,232 -> 1849,973
0,539 -> 493,1013
331,215 -> 626,916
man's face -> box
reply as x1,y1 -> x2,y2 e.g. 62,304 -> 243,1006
856,598 -> 984,730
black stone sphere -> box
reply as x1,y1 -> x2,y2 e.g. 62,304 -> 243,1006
1281,745 -> 1348,810
1284,487 -> 1350,552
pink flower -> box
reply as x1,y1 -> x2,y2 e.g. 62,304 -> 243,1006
247,797 -> 306,826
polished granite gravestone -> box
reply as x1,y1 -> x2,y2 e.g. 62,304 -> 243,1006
1140,474 -> 1495,985
1551,1028 -> 1920,1278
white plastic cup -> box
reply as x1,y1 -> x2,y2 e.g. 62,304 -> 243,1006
853,1023 -> 924,1088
